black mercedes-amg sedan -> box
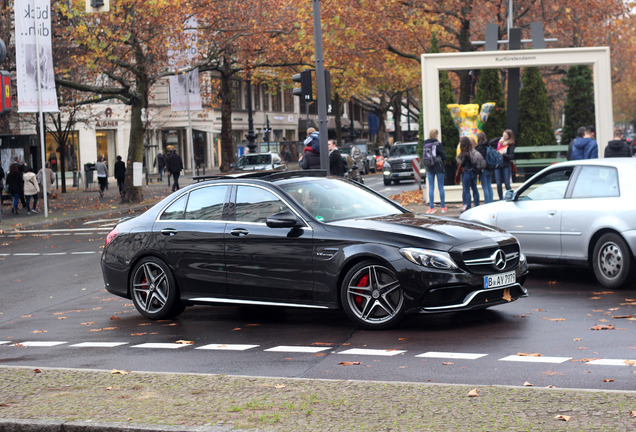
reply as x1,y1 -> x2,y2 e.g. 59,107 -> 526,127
101,170 -> 528,329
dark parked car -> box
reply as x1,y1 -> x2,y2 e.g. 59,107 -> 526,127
382,142 -> 424,186
102,171 -> 528,329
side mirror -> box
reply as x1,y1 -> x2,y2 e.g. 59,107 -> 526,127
504,190 -> 515,201
266,210 -> 301,229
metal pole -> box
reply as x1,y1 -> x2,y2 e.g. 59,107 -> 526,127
34,3 -> 48,218
185,71 -> 195,177
311,0 -> 329,174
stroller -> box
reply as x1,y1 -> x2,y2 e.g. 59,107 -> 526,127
342,154 -> 363,184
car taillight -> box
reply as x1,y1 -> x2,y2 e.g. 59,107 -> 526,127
105,228 -> 119,247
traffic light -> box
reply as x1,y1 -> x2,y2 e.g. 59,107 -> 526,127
0,70 -> 11,115
292,70 -> 313,101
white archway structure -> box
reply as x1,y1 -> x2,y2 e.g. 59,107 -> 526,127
421,47 -> 612,153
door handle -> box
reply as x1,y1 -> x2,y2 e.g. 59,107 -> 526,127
230,228 -> 249,237
161,228 -> 178,236
547,210 -> 557,216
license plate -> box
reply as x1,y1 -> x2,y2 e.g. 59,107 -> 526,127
484,271 -> 516,289
398,172 -> 412,177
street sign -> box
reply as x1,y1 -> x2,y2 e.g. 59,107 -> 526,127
0,70 -> 11,114
412,157 -> 421,183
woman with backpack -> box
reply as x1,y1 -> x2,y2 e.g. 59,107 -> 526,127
458,136 -> 481,212
494,129 -> 516,200
475,132 -> 494,204
422,129 -> 447,214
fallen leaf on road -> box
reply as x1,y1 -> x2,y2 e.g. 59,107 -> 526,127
32,369 -> 42,373
603,378 -> 615,382
524,382 -> 533,386
21,315 -> 32,318
573,338 -> 581,341
612,315 -> 632,319
275,384 -> 286,389
570,358 -> 601,362
110,316 -> 120,320
80,322 -> 95,326
311,342 -> 333,346
541,371 -> 563,376
442,362 -> 454,365
57,317 -> 68,320
589,296 -> 601,299
624,360 -> 635,366
541,317 -> 566,321
503,288 -> 512,302
31,330 -> 47,334
175,340 -> 194,344
590,324 -> 615,330
110,369 -> 129,375
105,386 -> 114,390
339,361 -> 361,366
555,415 -> 571,421
548,280 -> 558,285
467,388 -> 479,397
131,333 -> 147,336
593,291 -> 614,295
517,352 -> 542,357
532,308 -> 543,312
630,411 -> 636,417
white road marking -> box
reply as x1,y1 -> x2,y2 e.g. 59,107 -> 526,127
265,346 -> 330,353
196,344 -> 259,351
131,343 -> 190,349
17,341 -> 67,347
587,359 -> 636,366
12,253 -> 40,256
338,348 -> 406,356
0,341 -> 11,345
416,352 -> 488,360
500,355 -> 571,364
70,251 -> 98,255
70,342 -> 128,348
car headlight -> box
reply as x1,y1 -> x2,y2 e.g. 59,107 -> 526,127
400,248 -> 458,270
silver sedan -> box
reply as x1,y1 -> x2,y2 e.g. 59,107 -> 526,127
460,158 -> 636,289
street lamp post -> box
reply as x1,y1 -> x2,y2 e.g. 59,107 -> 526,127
245,75 -> 258,153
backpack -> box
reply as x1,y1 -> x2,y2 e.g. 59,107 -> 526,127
421,141 -> 438,169
469,149 -> 486,173
485,146 -> 504,169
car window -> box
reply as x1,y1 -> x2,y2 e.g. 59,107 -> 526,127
235,185 -> 289,223
518,168 -> 573,201
279,178 -> 402,223
571,166 -> 619,198
390,145 -> 417,157
160,194 -> 188,220
184,186 -> 229,220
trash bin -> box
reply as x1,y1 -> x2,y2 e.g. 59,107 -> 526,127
84,163 -> 96,189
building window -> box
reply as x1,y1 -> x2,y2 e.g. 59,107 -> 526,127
262,85 -> 270,112
231,80 -> 242,110
254,84 -> 261,111
283,87 -> 293,112
271,86 -> 282,112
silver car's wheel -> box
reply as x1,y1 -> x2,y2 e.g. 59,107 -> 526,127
130,257 -> 181,319
341,261 -> 405,329
592,233 -> 633,289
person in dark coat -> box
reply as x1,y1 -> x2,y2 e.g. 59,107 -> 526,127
474,132 -> 493,204
328,140 -> 345,176
423,129 -> 447,213
114,155 -> 126,196
154,152 -> 165,181
167,149 -> 184,191
604,129 -> 633,158
6,163 -> 24,214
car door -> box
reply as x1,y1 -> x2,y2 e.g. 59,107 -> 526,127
152,185 -> 230,297
496,167 -> 574,258
225,184 -> 315,302
560,165 -> 620,260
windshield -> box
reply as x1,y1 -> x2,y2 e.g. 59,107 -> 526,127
278,178 -> 403,222
390,144 -> 417,157
238,154 -> 271,166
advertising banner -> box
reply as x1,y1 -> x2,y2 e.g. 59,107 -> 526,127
14,0 -> 58,113
168,17 -> 201,112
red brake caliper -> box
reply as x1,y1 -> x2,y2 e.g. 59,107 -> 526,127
354,274 -> 369,307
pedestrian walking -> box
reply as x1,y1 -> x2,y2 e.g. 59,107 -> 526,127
604,129 -> 632,158
167,149 -> 183,191
23,166 -> 40,214
95,155 -> 108,198
37,162 -> 56,199
474,132 -> 494,204
494,129 -> 515,200
6,163 -> 24,214
328,140 -> 345,176
114,155 -> 126,196
458,136 -> 480,212
571,126 -> 598,160
154,152 -> 165,181
422,129 -> 447,214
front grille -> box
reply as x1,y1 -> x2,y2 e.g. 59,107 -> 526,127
389,161 -> 411,172
460,244 -> 520,275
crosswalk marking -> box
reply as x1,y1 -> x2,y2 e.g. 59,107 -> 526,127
196,344 -> 259,351
0,251 -> 99,257
338,348 -> 406,357
265,346 -> 330,353
587,359 -> 636,366
500,355 -> 571,364
18,341 -> 67,347
416,352 -> 487,360
70,342 -> 128,348
0,341 -> 11,345
131,343 -> 189,349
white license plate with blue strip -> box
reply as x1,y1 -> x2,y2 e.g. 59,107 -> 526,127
484,271 -> 516,289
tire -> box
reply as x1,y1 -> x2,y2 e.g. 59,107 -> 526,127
340,260 -> 405,329
130,257 -> 181,319
592,233 -> 633,289
383,177 -> 391,186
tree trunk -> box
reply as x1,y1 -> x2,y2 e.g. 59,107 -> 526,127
333,93 -> 342,146
219,64 -> 234,172
122,96 -> 146,203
